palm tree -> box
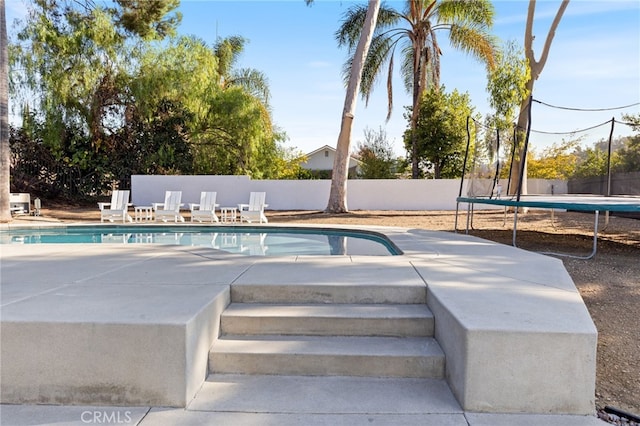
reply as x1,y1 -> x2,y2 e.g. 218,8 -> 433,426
307,0 -> 381,213
337,0 -> 497,178
213,36 -> 271,106
0,0 -> 10,222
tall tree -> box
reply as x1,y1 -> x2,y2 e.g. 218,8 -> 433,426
509,0 -> 569,195
527,139 -> 579,179
337,0 -> 496,179
11,1 -> 287,192
305,0 -> 380,212
12,0 -> 181,153
355,126 -> 397,179
0,0 -> 9,222
483,40 -> 529,182
486,40 -> 530,130
327,0 -> 380,212
405,86 -> 475,178
614,117 -> 640,173
131,35 -> 279,177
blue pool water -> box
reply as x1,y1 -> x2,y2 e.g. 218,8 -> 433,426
0,226 -> 401,256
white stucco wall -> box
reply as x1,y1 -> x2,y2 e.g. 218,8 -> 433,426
131,175 -> 566,211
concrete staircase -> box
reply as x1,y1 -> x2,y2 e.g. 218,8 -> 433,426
210,283 -> 444,379
195,283 -> 461,421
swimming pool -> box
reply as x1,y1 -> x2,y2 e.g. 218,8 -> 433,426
0,225 -> 401,256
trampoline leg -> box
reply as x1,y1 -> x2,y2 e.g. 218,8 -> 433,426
589,210 -> 600,259
602,210 -> 610,231
512,208 -> 519,247
465,203 -> 472,234
454,202 -> 460,233
537,210 -> 599,260
470,203 -> 475,230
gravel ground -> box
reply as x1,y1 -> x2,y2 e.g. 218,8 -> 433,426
10,205 -> 640,420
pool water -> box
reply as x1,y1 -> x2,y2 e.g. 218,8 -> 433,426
1,226 -> 401,256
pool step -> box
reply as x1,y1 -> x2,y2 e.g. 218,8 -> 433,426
210,283 -> 444,379
230,283 -> 427,304
209,334 -> 444,378
189,374 -> 462,416
220,303 -> 434,336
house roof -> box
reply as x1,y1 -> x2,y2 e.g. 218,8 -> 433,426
305,145 -> 335,157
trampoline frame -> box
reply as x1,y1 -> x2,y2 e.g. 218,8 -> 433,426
455,195 -> 640,259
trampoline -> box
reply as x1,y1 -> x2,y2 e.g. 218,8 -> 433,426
455,195 -> 640,259
455,96 -> 640,259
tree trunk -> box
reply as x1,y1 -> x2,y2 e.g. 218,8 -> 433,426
410,31 -> 433,179
0,0 -> 11,223
509,0 -> 569,196
410,41 -> 422,179
326,0 -> 380,213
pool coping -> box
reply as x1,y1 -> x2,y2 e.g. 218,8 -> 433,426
0,222 -> 597,414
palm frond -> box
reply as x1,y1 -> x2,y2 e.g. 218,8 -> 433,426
437,0 -> 494,28
377,5 -> 404,28
400,41 -> 414,93
214,35 -> 247,78
408,0 -> 419,20
422,0 -> 438,21
228,68 -> 271,106
358,32 -> 396,104
448,25 -> 497,69
335,4 -> 369,50
336,4 -> 400,50
386,53 -> 394,120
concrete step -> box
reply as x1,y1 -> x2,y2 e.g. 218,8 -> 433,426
189,374 -> 463,418
209,335 -> 445,378
230,283 -> 426,304
220,303 -> 435,337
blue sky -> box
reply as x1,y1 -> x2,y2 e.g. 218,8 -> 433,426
7,0 -> 640,157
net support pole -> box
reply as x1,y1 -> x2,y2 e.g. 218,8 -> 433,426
491,127 -> 501,199
516,96 -> 533,202
604,117 -> 615,227
505,124 -> 517,196
606,117 -> 615,197
459,116 -> 472,198
454,116 -> 472,233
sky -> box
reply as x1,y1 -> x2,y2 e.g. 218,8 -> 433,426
7,0 -> 640,157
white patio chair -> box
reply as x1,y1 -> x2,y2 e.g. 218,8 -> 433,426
10,193 -> 31,216
98,190 -> 132,223
238,192 -> 268,223
189,191 -> 219,223
153,191 -> 185,223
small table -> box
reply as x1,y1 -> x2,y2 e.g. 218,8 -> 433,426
220,207 -> 237,223
134,206 -> 153,222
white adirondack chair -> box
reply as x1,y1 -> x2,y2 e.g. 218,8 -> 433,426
238,192 -> 268,223
153,191 -> 185,223
189,192 -> 219,223
98,190 -> 132,223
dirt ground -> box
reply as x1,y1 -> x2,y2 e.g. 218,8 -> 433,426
14,205 -> 640,418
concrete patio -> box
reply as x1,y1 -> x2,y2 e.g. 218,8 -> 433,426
0,223 -> 605,425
